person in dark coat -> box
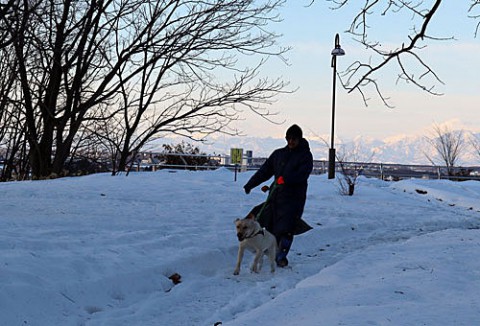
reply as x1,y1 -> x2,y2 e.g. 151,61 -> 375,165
243,124 -> 313,267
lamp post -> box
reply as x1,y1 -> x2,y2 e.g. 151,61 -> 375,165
328,33 -> 345,179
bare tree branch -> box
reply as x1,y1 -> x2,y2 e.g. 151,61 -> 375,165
340,0 -> 446,107
307,0 -> 478,106
469,0 -> 480,37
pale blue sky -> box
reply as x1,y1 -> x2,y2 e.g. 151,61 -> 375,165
231,1 -> 480,141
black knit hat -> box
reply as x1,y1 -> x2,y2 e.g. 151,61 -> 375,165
286,124 -> 303,140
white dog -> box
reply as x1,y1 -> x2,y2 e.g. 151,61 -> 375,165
233,214 -> 277,275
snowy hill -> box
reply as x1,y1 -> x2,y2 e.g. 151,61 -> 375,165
1,170 -> 479,325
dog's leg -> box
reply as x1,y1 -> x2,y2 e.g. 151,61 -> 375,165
258,252 -> 264,272
268,244 -> 276,273
234,245 -> 245,275
251,249 -> 263,273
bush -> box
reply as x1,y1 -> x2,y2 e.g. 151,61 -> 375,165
160,142 -> 210,168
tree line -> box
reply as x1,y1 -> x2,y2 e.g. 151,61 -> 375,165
0,0 -> 288,181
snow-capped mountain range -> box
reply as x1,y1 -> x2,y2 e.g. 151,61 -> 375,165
151,132 -> 480,166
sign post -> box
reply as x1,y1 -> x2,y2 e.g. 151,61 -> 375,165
230,148 -> 243,182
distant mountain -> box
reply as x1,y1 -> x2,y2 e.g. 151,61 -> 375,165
148,132 -> 480,166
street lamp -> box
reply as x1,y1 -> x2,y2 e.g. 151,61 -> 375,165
328,33 -> 345,179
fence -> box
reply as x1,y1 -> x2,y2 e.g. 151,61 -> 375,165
131,153 -> 480,182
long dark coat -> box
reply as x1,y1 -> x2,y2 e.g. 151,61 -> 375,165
244,138 -> 313,237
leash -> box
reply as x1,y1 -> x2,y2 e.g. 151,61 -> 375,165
255,181 -> 278,222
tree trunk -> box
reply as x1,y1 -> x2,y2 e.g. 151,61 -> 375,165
29,146 -> 51,179
348,184 -> 355,196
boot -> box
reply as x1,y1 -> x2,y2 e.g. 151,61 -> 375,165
276,233 -> 293,267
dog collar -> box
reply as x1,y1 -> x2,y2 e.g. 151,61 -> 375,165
246,228 -> 265,239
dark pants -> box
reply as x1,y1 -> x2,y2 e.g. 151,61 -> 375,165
276,233 -> 293,262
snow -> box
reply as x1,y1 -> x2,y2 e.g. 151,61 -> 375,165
1,169 -> 479,325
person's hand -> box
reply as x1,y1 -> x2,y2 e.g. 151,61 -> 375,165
276,176 -> 285,185
244,186 -> 251,194
261,185 -> 269,193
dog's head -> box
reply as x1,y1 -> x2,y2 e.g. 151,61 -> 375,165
234,213 -> 258,242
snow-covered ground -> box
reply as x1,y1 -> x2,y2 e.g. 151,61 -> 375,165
1,169 -> 479,325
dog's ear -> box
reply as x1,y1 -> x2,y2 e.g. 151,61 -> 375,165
234,218 -> 240,223
245,213 -> 255,220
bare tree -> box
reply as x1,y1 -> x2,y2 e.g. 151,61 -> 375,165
471,132 -> 480,161
0,36 -> 27,181
312,0 -> 480,107
315,133 -> 374,195
106,1 -> 290,173
425,123 -> 466,175
335,139 -> 375,195
4,0 -> 289,179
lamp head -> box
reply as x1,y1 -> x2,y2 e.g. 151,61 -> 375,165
331,33 -> 345,56
331,47 -> 345,56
